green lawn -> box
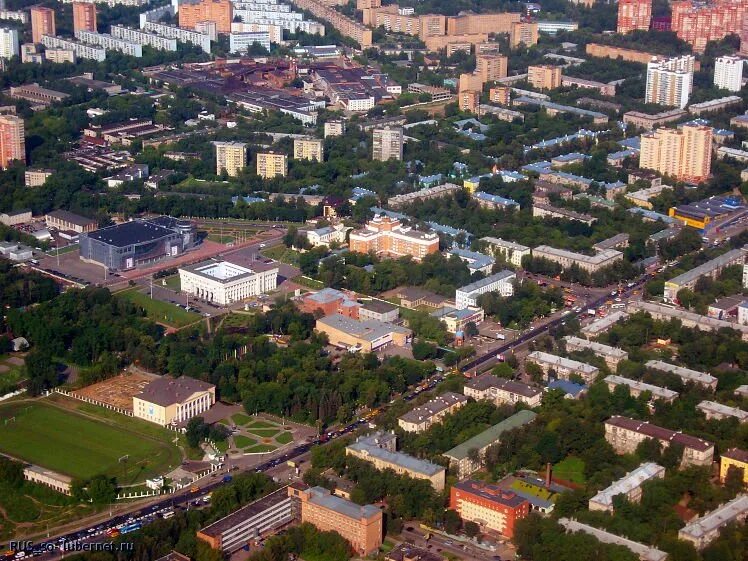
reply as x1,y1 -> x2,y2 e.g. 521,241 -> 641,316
231,413 -> 253,426
0,401 -> 181,484
207,234 -> 236,244
276,432 -> 293,445
117,288 -> 200,328
261,245 -> 300,266
553,456 -> 586,484
247,428 -> 280,438
246,419 -> 274,429
245,444 -> 276,453
233,435 -> 256,449
162,275 -> 181,292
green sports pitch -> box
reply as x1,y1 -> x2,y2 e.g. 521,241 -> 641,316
0,401 -> 181,484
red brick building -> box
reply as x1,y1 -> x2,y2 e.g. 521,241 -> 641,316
617,0 -> 652,34
450,481 -> 530,538
671,0 -> 748,53
298,288 -> 360,318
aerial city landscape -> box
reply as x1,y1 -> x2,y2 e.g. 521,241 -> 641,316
0,0 -> 746,560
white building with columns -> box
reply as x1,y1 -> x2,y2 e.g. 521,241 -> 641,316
179,259 -> 278,305
133,375 -> 216,427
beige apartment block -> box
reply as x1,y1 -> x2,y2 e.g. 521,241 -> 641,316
257,150 -> 288,178
293,138 -> 324,162
214,141 -> 246,177
527,65 -> 562,90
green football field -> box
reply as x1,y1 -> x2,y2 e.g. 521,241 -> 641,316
0,402 -> 181,483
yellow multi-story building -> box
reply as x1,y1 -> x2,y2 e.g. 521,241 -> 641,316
133,376 -> 216,426
527,65 -> 562,90
720,448 -> 748,484
256,151 -> 288,178
214,141 -> 246,177
476,54 -> 507,82
293,138 -> 324,162
510,21 -> 538,47
639,123 -> 712,183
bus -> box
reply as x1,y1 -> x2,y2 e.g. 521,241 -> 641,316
119,522 -> 142,535
161,510 -> 175,519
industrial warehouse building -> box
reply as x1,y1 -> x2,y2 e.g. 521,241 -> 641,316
79,216 -> 198,270
197,486 -> 295,551
179,259 -> 278,305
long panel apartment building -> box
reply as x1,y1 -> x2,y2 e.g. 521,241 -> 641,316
644,360 -> 717,390
41,35 -> 106,61
663,247 -> 746,302
604,375 -> 678,404
111,25 -> 178,50
142,22 -> 211,53
345,433 -> 446,491
526,351 -> 599,384
604,415 -> 714,467
678,494 -> 748,549
479,237 -> 531,267
197,487 -> 295,551
398,392 -> 467,433
589,463 -> 665,512
464,374 -> 543,408
532,246 -> 623,273
75,29 -> 143,57
455,270 -> 515,309
563,336 -> 628,371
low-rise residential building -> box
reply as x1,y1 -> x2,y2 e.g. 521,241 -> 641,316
696,401 -> 748,422
526,351 -> 599,384
479,237 -> 530,267
719,448 -> 748,484
302,224 -> 349,247
589,463 -> 665,512
563,336 -> 628,370
558,518 -> 668,561
604,415 -> 715,467
443,410 -> 538,478
24,168 -> 54,187
663,247 -> 747,302
358,300 -> 399,323
532,203 -> 596,225
448,248 -> 495,275
677,494 -> 748,550
288,484 -> 382,556
316,313 -> 412,352
532,246 -> 623,273
133,375 -> 216,427
0,209 -> 31,226
455,270 -> 515,309
604,375 -> 678,404
472,191 -> 520,210
197,487 -> 295,551
464,373 -> 543,408
345,433 -> 446,491
450,481 -> 530,538
629,300 -> 748,341
644,360 -> 717,390
431,306 -> 485,334
45,210 -> 97,233
387,183 -> 462,209
398,392 -> 468,433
